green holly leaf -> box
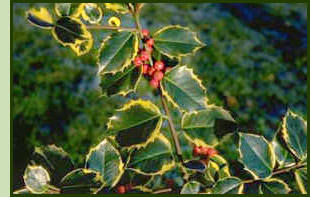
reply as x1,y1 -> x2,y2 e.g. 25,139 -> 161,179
26,7 -> 54,29
104,3 -> 129,14
239,133 -> 276,179
97,31 -> 138,74
180,181 -> 201,194
106,99 -> 162,148
127,134 -> 175,175
52,16 -> 93,56
211,177 -> 244,194
281,110 -> 307,160
161,66 -> 208,112
80,3 -> 103,24
60,169 -> 103,194
153,25 -> 204,58
100,65 -> 142,97
54,3 -> 81,17
23,165 -> 50,194
181,105 -> 235,145
31,145 -> 74,186
85,139 -> 124,187
259,178 -> 291,194
295,168 -> 307,194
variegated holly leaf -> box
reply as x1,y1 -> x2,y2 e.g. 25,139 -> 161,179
60,168 -> 103,194
280,110 -> 307,160
127,134 -> 174,175
85,139 -> 124,187
31,145 -> 74,186
153,25 -> 204,58
52,16 -> 93,56
97,31 -> 138,74
211,177 -> 244,194
161,66 -> 208,112
104,3 -> 129,14
239,133 -> 276,179
295,168 -> 307,194
13,188 -> 32,194
272,139 -> 295,168
26,7 -> 54,29
54,3 -> 81,17
23,165 -> 50,194
180,181 -> 201,194
259,179 -> 291,194
210,155 -> 231,179
80,3 -> 103,24
106,99 -> 162,148
181,105 -> 235,145
100,65 -> 141,97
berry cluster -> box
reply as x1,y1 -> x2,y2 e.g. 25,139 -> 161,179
116,184 -> 133,194
193,146 -> 218,158
134,29 -> 172,89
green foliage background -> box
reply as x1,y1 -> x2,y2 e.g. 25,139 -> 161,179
13,3 -> 307,190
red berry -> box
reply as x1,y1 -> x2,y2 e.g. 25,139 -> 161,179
142,29 -> 149,37
125,184 -> 133,191
140,50 -> 150,62
165,67 -> 173,73
150,79 -> 159,89
207,148 -> 218,157
146,38 -> 154,48
142,64 -> 149,74
134,56 -> 143,67
116,185 -> 126,194
193,146 -> 202,157
154,61 -> 165,71
146,46 -> 153,54
154,71 -> 164,81
148,67 -> 156,76
165,179 -> 174,187
201,147 -> 209,156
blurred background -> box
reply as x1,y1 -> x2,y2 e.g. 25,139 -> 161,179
13,3 -> 307,190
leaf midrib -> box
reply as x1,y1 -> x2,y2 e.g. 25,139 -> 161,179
242,137 -> 272,175
129,150 -> 171,166
164,76 -> 205,109
111,114 -> 160,133
101,32 -> 133,70
154,38 -> 200,46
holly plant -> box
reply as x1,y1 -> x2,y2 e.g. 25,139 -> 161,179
14,3 -> 307,194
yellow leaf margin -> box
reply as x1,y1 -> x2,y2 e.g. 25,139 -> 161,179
238,133 -> 276,180
161,65 -> 208,112
85,139 -> 124,188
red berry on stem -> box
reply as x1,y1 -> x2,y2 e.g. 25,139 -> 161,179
193,146 -> 201,157
150,79 -> 159,89
125,184 -> 133,191
141,29 -> 149,37
146,38 -> 154,48
148,67 -> 156,76
207,148 -> 218,157
154,71 -> 164,81
140,50 -> 150,62
165,179 -> 175,187
134,56 -> 143,67
142,64 -> 149,74
146,46 -> 153,54
201,147 -> 209,156
116,185 -> 126,194
154,61 -> 164,71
